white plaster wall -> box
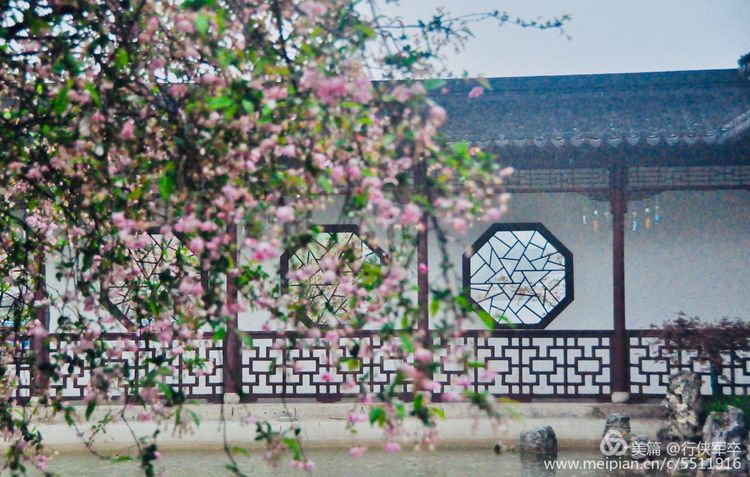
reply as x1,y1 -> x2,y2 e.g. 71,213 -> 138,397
443,190 -> 750,331
624,190 -> 750,328
42,191 -> 750,333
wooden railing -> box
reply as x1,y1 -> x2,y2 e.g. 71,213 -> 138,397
9,329 -> 750,403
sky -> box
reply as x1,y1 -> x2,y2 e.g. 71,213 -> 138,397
377,0 -> 750,78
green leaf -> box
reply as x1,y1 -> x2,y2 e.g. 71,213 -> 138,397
111,455 -> 133,463
477,310 -> 496,330
340,357 -> 360,371
399,335 -> 414,354
231,446 -> 250,457
207,96 -> 234,110
282,437 -> 301,461
213,327 -> 227,341
430,299 -> 440,317
85,400 -> 96,421
369,406 -> 385,426
114,48 -> 129,70
423,79 -> 446,91
318,176 -> 332,193
159,170 -> 175,200
431,407 -> 446,420
195,14 -> 209,35
53,85 -> 70,115
241,99 -> 255,113
240,334 -> 254,348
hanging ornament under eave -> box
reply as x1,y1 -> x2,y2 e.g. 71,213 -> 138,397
644,207 -> 652,230
592,208 -> 600,233
631,210 -> 638,232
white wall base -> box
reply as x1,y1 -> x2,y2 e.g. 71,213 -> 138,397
611,391 -> 630,404
223,393 -> 241,404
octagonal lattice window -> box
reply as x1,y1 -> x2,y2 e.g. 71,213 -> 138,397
0,270 -> 31,328
102,231 -> 200,329
463,223 -> 573,329
281,225 -> 383,328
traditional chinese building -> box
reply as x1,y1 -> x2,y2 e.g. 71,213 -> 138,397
431,68 -> 750,401
28,69 -> 750,404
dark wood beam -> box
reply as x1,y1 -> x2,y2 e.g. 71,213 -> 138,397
223,224 -> 241,401
415,163 -> 430,342
30,251 -> 49,397
609,160 -> 629,401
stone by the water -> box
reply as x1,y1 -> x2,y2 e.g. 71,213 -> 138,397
519,426 -> 558,456
658,371 -> 705,442
698,406 -> 748,477
603,412 -> 632,438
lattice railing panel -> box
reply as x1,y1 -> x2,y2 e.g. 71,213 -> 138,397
629,333 -> 750,396
6,344 -> 32,401
48,335 -> 223,401
12,330 -> 750,402
240,332 -> 412,400
443,332 -> 612,397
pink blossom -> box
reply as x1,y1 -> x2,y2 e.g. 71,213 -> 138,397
480,369 -> 497,381
348,446 -> 366,458
26,165 -> 43,180
414,348 -> 432,363
350,77 -> 373,103
468,86 -> 484,98
451,217 -> 468,234
383,441 -> 401,452
347,412 -> 367,424
321,371 -> 333,382
303,460 -> 315,471
222,184 -> 242,202
275,206 -> 295,223
188,236 -> 205,254
347,164 -> 361,181
251,241 -> 277,261
418,263 -> 428,274
331,165 -> 346,183
28,319 -> 48,339
441,391 -> 463,402
300,1 -> 327,16
430,105 -> 447,125
175,17 -> 194,33
485,208 -> 502,221
178,279 -> 203,297
120,120 -> 135,140
32,454 -> 49,471
168,84 -> 188,99
139,386 -> 159,403
400,203 -> 422,225
390,85 -> 413,103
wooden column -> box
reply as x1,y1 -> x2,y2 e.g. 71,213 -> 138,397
609,160 -> 629,400
223,224 -> 241,401
30,251 -> 49,397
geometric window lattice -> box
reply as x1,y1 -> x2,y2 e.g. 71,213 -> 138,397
462,223 -> 574,329
0,269 -> 31,328
101,231 -> 200,329
280,225 -> 383,328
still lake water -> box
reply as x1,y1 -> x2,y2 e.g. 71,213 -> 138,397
32,449 -> 665,477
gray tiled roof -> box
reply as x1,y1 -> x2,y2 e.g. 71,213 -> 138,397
435,69 -> 750,150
